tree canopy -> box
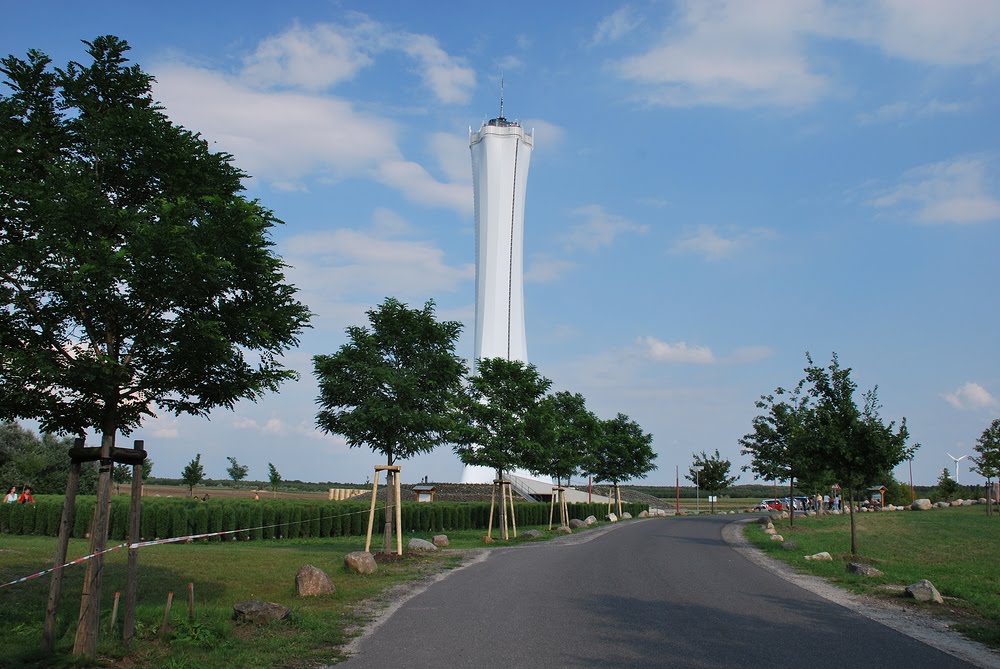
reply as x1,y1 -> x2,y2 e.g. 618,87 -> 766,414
226,456 -> 249,483
0,422 -> 96,494
313,298 -> 467,467
686,449 -> 739,494
453,357 -> 552,479
180,453 -> 204,496
523,390 -> 597,485
0,36 -> 311,439
972,418 -> 1000,482
584,413 -> 657,485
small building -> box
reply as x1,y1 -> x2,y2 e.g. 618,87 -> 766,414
413,484 -> 437,503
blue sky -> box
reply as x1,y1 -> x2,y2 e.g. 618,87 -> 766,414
4,1 -> 999,488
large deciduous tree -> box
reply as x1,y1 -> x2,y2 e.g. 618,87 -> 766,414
803,353 -> 915,555
685,449 -> 739,495
584,413 -> 656,516
971,418 -> 1000,516
0,37 -> 310,656
453,357 -> 552,481
523,391 -> 597,486
314,297 -> 466,550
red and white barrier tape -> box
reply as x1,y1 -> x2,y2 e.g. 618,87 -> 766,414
1,504 -> 382,589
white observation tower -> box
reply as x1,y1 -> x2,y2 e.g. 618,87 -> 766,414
461,103 -> 534,484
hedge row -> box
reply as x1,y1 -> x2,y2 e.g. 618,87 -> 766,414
0,496 -> 648,541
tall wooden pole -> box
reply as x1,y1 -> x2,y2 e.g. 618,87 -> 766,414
364,469 -> 381,553
73,430 -> 115,656
122,440 -> 145,648
43,438 -> 84,653
394,468 -> 403,556
507,481 -> 517,539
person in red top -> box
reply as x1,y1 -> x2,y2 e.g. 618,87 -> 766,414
17,486 -> 34,504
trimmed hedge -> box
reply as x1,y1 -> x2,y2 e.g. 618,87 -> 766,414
0,495 -> 648,541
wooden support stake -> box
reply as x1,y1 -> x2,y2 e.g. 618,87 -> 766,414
487,481 -> 497,539
498,480 -> 508,541
508,481 -> 517,538
123,439 -> 144,649
187,582 -> 195,621
548,487 -> 557,530
110,592 -> 120,634
394,469 -> 403,556
43,441 -> 82,653
364,469 -> 381,553
160,592 -> 173,638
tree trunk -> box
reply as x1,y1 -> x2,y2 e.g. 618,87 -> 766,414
73,428 -> 116,657
43,454 -> 82,652
848,485 -> 858,555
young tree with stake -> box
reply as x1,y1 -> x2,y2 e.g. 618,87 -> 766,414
0,37 -> 310,656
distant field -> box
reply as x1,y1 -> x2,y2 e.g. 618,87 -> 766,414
139,483 -> 332,501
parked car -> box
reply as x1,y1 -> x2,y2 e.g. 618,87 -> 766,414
756,499 -> 783,511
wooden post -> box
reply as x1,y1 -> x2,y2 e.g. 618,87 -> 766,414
43,438 -> 83,653
616,484 -> 623,518
363,469 -> 381,553
507,481 -> 517,538
382,469 -> 393,553
487,481 -> 497,539
394,469 -> 403,556
110,592 -> 120,633
498,480 -> 509,541
548,487 -> 557,530
122,439 -> 145,649
160,592 -> 173,638
561,488 -> 569,528
73,431 -> 116,657
187,582 -> 195,621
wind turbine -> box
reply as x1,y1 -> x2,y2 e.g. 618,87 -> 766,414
947,452 -> 969,484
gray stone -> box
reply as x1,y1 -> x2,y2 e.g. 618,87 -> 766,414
847,562 -> 884,577
770,534 -> 784,542
344,551 -> 377,575
911,498 -> 932,510
638,510 -> 649,518
233,600 -> 291,624
621,512 -> 632,519
555,525 -> 572,534
905,579 -> 943,604
407,538 -> 438,551
950,499 -> 964,507
569,518 -> 587,529
804,551 -> 833,561
606,513 -> 618,523
523,529 -> 543,539
584,515 -> 597,525
295,564 -> 334,597
432,534 -> 449,547
764,527 -> 776,535
780,540 -> 799,551
935,501 -> 950,508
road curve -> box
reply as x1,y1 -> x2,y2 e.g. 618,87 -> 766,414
339,516 -> 984,668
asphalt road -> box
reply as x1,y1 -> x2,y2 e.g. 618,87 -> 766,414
340,516 -> 979,668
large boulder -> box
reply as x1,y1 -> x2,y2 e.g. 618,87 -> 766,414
606,513 -> 618,523
555,525 -> 572,535
233,600 -> 291,624
911,499 -> 932,511
770,534 -> 784,542
584,515 -> 598,525
621,512 -> 633,519
432,534 -> 449,547
569,518 -> 587,529
408,538 -> 438,552
295,564 -> 334,597
950,499 -> 964,507
344,551 -> 378,575
906,579 -> 943,604
638,510 -> 649,518
523,529 -> 543,539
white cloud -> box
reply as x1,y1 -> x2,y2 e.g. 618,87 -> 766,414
593,6 -> 641,45
282,226 -> 474,331
376,160 -> 471,215
611,0 -> 1000,109
638,336 -> 716,364
870,157 -> 1000,224
240,20 -> 377,91
521,119 -> 566,152
944,382 -> 998,410
154,64 -> 399,183
396,33 -> 475,104
563,205 -> 649,252
672,225 -> 774,260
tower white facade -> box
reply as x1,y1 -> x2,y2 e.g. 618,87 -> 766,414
461,114 -> 534,484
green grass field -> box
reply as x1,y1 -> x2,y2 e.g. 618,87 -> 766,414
744,505 -> 1000,647
0,524 -> 568,668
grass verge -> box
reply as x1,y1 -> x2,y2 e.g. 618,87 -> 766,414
744,506 -> 1000,648
0,523 -> 592,668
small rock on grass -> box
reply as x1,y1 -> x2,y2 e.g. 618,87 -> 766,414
296,564 -> 334,596
344,551 -> 378,575
804,552 -> 832,561
233,600 -> 291,624
905,579 -> 943,604
407,538 -> 437,551
847,562 -> 884,577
